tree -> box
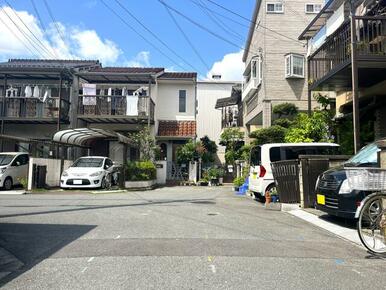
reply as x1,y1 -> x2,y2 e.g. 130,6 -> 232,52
129,127 -> 159,162
176,136 -> 218,165
285,111 -> 333,143
249,125 -> 286,145
272,103 -> 298,117
220,128 -> 244,164
313,93 -> 331,111
176,140 -> 197,165
200,136 -> 218,163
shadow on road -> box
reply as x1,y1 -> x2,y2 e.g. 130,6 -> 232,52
0,223 -> 95,287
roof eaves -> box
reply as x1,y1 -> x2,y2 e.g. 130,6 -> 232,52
242,0 -> 262,63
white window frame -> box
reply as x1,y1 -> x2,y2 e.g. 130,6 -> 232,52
285,54 -> 305,79
305,3 -> 322,14
266,2 -> 284,14
251,57 -> 263,86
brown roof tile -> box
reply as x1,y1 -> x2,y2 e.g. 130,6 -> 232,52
159,72 -> 197,79
89,67 -> 164,74
158,121 -> 196,137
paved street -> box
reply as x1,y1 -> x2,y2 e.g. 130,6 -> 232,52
0,186 -> 385,289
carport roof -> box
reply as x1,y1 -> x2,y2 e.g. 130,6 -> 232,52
53,128 -> 131,147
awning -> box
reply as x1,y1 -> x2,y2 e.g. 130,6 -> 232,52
215,86 -> 241,109
298,0 -> 344,40
53,128 -> 131,147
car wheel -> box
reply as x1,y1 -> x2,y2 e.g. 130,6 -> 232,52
101,177 -> 106,189
3,177 -> 13,191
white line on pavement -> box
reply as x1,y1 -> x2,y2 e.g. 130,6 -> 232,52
87,257 -> 94,263
81,267 -> 88,273
115,235 -> 121,239
210,265 -> 216,273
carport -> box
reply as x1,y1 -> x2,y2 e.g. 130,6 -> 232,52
53,127 -> 132,184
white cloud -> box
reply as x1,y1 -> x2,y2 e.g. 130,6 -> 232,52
207,50 -> 244,81
0,6 -> 122,65
126,51 -> 150,67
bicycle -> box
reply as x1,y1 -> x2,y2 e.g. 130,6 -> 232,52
345,167 -> 386,254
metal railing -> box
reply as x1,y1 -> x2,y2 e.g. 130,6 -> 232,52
308,16 -> 386,86
0,97 -> 69,120
78,95 -> 155,120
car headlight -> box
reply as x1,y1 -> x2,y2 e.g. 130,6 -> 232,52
62,171 -> 69,177
339,179 -> 351,194
90,171 -> 104,177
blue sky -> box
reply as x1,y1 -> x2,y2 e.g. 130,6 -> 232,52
0,0 -> 256,80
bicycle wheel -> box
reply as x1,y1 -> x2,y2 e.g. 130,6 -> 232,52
357,193 -> 386,254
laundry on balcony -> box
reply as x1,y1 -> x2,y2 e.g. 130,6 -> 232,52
126,94 -> 138,116
82,83 -> 97,106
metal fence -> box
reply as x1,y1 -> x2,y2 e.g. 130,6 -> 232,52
271,160 -> 300,204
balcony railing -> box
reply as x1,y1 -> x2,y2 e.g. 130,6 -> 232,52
78,95 -> 155,121
308,16 -> 386,86
0,97 -> 69,121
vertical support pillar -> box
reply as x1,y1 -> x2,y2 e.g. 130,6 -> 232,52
148,77 -> 152,127
122,143 -> 128,188
350,0 -> 360,153
1,74 -> 7,151
57,74 -> 63,132
307,57 -> 312,116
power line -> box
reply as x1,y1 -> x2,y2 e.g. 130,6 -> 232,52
42,0 -> 67,46
0,9 -> 40,58
30,0 -> 46,32
100,0 -> 189,71
5,0 -> 57,58
158,0 -> 256,54
0,5 -> 46,58
113,0 -> 198,72
163,2 -> 211,71
202,0 -> 304,46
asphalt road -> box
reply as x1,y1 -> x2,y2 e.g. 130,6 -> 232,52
0,186 -> 385,289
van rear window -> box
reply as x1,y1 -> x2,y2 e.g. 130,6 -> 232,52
250,146 -> 261,165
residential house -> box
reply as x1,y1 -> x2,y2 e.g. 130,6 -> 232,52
197,80 -> 241,164
299,0 -> 386,151
242,0 -> 325,135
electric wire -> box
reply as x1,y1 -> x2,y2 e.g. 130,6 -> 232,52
5,0 -> 57,58
30,0 -> 46,32
42,0 -> 67,46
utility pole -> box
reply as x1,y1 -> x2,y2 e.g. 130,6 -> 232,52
350,0 -> 360,153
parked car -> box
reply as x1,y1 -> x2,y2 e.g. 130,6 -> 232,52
249,143 -> 340,199
315,140 -> 383,219
0,152 -> 29,190
60,156 -> 114,189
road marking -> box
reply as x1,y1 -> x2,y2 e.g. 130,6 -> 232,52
352,269 -> 361,275
115,235 -> 121,239
87,257 -> 94,263
81,267 -> 88,273
210,265 -> 216,273
207,256 -> 213,262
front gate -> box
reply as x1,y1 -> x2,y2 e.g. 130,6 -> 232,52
167,161 -> 187,181
271,160 -> 300,203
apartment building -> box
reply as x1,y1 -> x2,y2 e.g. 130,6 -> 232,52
0,59 -> 198,170
242,0 -> 324,134
299,0 -> 386,150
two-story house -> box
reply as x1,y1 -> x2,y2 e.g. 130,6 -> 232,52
242,0 -> 324,135
299,0 -> 386,152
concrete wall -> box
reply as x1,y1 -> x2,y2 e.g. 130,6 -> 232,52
156,160 -> 167,185
27,158 -> 72,189
243,0 -> 324,128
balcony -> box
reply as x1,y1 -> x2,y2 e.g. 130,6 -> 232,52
0,97 -> 69,124
308,16 -> 386,90
77,95 -> 155,124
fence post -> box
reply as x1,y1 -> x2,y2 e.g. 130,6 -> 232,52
299,159 -> 304,208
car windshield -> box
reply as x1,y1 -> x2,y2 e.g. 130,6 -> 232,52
72,158 -> 103,168
345,143 -> 379,166
0,154 -> 15,166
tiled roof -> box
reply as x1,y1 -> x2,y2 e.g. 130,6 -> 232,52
159,72 -> 197,79
0,59 -> 100,69
89,67 -> 165,74
158,121 -> 196,137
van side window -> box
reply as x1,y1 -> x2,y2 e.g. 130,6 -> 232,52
269,147 -> 281,162
12,154 -> 29,166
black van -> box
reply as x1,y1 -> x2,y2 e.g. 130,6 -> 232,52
315,140 -> 382,219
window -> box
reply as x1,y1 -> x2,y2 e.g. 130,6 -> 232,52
179,90 -> 186,113
305,4 -> 322,14
12,154 -> 29,166
104,159 -> 113,169
285,54 -> 305,78
251,57 -> 262,86
269,147 -> 281,162
267,2 -> 284,13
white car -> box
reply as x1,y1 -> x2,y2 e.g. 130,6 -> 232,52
249,143 -> 340,199
0,152 -> 29,190
60,156 -> 114,189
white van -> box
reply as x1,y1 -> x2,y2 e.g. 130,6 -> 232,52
0,152 -> 30,190
249,143 -> 340,198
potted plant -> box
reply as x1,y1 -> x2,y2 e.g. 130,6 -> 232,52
270,187 -> 279,203
233,176 -> 244,192
217,168 -> 225,185
198,177 -> 209,186
208,167 -> 220,186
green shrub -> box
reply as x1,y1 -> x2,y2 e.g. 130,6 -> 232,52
233,176 -> 245,187
250,125 -> 286,145
126,161 -> 156,181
